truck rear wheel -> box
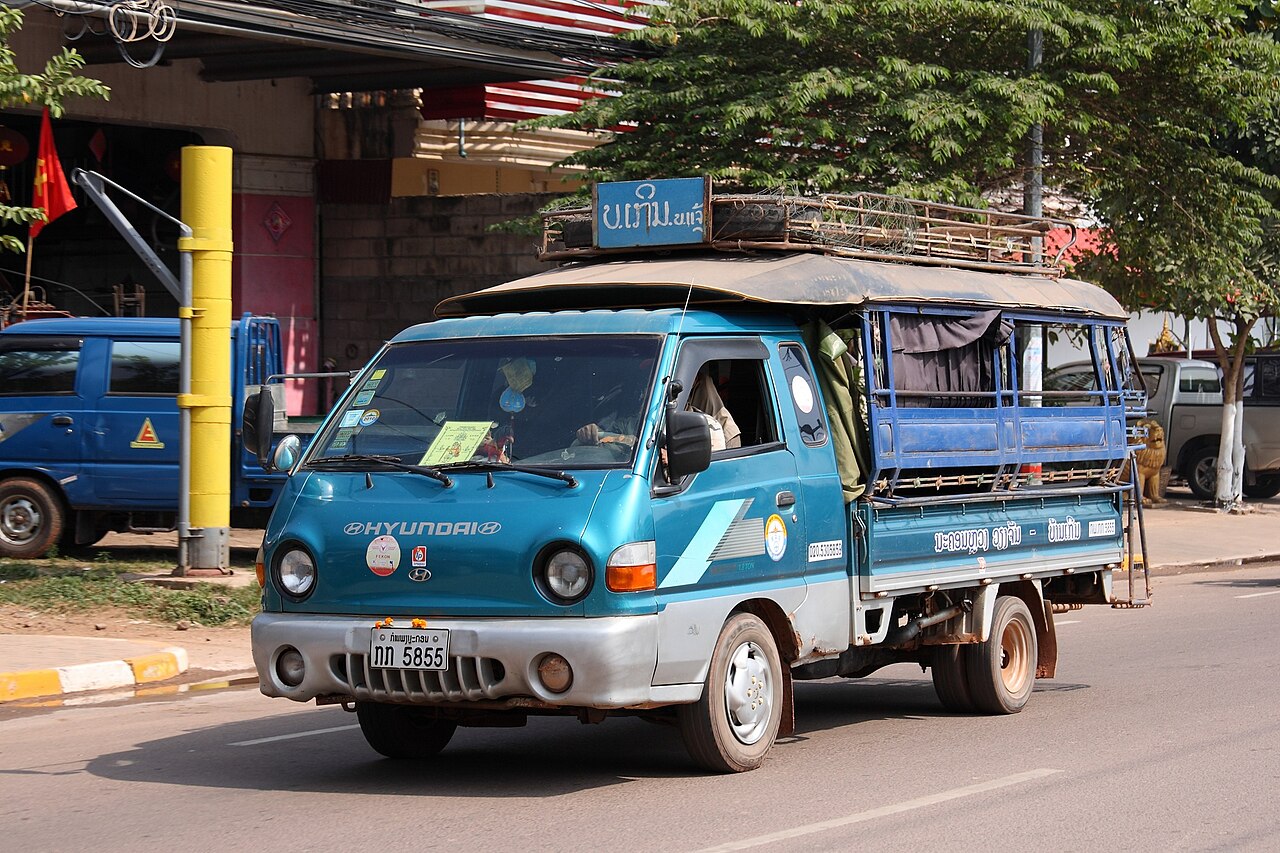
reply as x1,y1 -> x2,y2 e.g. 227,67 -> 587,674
678,613 -> 783,773
1243,474 -> 1280,500
965,596 -> 1037,714
931,645 -> 976,713
355,702 -> 457,759
0,477 -> 64,559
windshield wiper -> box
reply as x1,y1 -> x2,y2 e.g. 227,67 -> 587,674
440,460 -> 578,488
307,454 -> 453,487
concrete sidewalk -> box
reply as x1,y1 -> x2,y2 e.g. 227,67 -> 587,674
2,498 -> 1277,703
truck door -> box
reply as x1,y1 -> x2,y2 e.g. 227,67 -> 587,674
84,338 -> 180,504
651,338 -> 809,685
0,334 -> 86,481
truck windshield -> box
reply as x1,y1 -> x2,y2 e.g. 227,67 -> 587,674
310,335 -> 661,469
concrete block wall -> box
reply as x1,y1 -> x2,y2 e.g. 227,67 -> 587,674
319,193 -> 547,375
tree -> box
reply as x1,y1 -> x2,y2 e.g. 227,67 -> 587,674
542,0 -> 1280,508
0,7 -> 110,253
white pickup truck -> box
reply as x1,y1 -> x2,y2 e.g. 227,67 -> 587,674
1047,353 -> 1280,500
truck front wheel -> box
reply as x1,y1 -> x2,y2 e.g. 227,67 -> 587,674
678,612 -> 783,773
965,595 -> 1037,714
0,477 -> 64,559
355,702 -> 457,759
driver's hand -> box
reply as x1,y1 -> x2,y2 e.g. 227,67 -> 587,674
576,423 -> 601,445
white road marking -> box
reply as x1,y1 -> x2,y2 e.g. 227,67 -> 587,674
1234,589 -> 1280,599
230,724 -> 360,747
697,768 -> 1062,852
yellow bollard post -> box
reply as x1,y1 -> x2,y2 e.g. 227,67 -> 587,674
178,146 -> 233,572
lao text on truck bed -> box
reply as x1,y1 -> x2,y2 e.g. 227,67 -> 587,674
247,181 -> 1152,773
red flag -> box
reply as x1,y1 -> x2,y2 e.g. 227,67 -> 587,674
31,108 -> 76,240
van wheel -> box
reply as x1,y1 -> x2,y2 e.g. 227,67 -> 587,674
355,702 -> 457,759
1243,474 -> 1280,500
931,645 -> 976,713
678,613 -> 783,773
1187,445 -> 1219,501
0,477 -> 64,559
965,596 -> 1037,714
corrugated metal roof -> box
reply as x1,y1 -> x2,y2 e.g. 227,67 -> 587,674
435,252 -> 1129,319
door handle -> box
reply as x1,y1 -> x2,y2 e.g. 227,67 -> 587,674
51,415 -> 74,426
776,490 -> 796,507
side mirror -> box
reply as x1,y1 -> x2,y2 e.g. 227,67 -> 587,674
242,389 -> 276,470
272,434 -> 302,473
664,410 -> 712,480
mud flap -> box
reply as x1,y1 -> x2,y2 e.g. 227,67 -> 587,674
779,664 -> 795,737
1037,600 -> 1058,679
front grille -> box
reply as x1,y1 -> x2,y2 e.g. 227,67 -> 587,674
336,653 -> 507,702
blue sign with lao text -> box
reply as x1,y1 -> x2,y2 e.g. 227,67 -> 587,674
594,178 -> 708,249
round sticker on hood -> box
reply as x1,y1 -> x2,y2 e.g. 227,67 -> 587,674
366,535 -> 401,576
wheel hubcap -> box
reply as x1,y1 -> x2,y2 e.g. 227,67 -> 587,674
723,640 -> 772,745
1194,455 -> 1217,494
999,619 -> 1031,694
0,496 -> 41,544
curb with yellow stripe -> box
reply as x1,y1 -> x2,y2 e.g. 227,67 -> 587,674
0,647 -> 189,702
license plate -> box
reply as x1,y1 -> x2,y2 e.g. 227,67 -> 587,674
368,626 -> 450,670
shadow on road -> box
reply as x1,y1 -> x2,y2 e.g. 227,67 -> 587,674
1192,576 -> 1280,591
80,671 -> 1092,793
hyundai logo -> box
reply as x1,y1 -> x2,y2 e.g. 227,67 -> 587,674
408,567 -> 432,582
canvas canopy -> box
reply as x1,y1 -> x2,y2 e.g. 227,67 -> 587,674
436,252 -> 1128,320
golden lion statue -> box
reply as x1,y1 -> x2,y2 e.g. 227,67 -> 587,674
1134,417 -> 1167,506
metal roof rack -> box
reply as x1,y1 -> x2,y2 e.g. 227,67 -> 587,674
540,189 -> 1077,277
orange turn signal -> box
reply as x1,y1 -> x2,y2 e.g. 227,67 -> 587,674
606,562 -> 656,592
255,547 -> 266,588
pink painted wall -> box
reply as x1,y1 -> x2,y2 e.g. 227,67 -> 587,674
232,193 -> 318,415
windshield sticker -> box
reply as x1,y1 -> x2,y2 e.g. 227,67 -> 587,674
131,418 -> 166,449
353,389 -> 375,407
362,379 -> 380,391
366,535 -> 401,577
765,514 -> 788,562
331,427 -> 355,449
418,421 -> 492,465
499,387 -> 526,413
499,357 -> 535,392
359,408 -> 381,427
371,368 -> 387,380
345,520 -> 501,536
339,409 -> 363,428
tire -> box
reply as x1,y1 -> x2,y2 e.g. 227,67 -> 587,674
1187,445 -> 1219,501
1243,474 -> 1280,500
965,596 -> 1038,715
0,477 -> 65,559
355,702 -> 458,759
678,613 -> 783,773
931,644 -> 976,713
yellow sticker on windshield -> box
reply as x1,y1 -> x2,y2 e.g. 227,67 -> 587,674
499,358 -> 535,393
419,422 -> 492,466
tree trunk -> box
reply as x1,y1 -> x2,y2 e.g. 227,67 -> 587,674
1207,317 -> 1256,509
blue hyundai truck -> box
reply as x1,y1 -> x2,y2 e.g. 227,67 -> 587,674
0,314 -> 292,557
247,183 -> 1151,772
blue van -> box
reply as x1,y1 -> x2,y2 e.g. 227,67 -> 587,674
0,314 -> 288,557
249,186 -> 1149,772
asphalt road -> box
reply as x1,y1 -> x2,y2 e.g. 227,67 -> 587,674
2,563 -> 1278,852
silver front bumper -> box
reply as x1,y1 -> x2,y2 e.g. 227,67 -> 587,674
252,612 -> 698,709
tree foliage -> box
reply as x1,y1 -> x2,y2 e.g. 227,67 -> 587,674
543,0 -> 1280,505
0,7 -> 109,253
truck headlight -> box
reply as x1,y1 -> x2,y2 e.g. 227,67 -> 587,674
537,546 -> 592,604
276,546 -> 316,599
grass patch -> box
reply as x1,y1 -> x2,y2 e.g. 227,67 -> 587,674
0,554 -> 261,626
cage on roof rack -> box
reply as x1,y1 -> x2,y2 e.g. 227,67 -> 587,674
540,179 -> 1076,278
